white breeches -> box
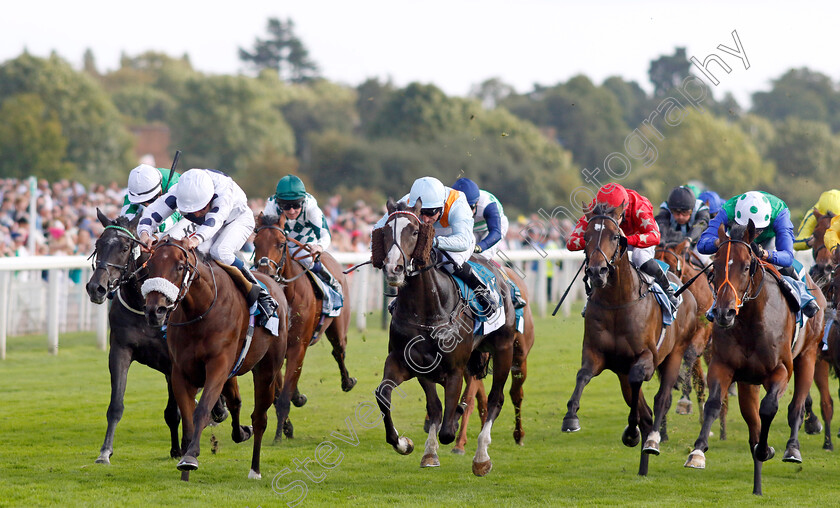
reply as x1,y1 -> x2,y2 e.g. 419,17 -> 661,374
197,212 -> 255,266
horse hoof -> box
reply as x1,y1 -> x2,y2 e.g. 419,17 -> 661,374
451,447 -> 466,455
782,448 -> 802,463
170,448 -> 182,459
643,442 -> 660,455
675,397 -> 692,415
472,459 -> 492,477
291,393 -> 308,408
514,430 -> 525,446
754,444 -> 775,462
210,404 -> 229,424
804,417 -> 823,435
395,436 -> 414,455
177,456 -> 198,471
234,425 -> 254,443
684,450 -> 705,469
95,456 -> 111,465
621,426 -> 640,448
283,419 -> 294,439
248,469 -> 262,480
420,454 -> 440,467
561,417 -> 580,433
342,377 -> 357,392
823,440 -> 833,451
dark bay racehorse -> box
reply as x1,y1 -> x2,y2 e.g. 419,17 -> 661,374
561,206 -> 702,476
453,267 -> 535,453
85,210 -> 226,464
372,198 -> 517,476
253,213 -> 356,441
684,222 -> 825,495
143,238 -> 288,480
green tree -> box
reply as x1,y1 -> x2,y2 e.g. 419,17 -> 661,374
239,18 -> 319,83
368,82 -> 467,142
648,47 -> 692,97
469,77 -> 515,109
356,78 -> 396,134
0,94 -> 75,180
602,76 -> 649,126
279,80 -> 357,157
751,68 -> 840,130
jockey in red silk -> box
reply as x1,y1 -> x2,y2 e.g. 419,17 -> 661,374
568,183 -> 678,307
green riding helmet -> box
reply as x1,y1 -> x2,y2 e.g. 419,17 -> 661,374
275,175 -> 307,202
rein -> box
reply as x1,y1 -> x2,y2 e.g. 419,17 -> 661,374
713,239 -> 765,315
89,224 -> 147,294
148,241 -> 219,327
254,224 -> 317,283
584,214 -> 651,308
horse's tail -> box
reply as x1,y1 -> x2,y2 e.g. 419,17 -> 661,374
467,350 -> 491,380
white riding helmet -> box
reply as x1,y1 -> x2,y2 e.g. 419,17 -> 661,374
408,177 -> 446,209
733,191 -> 772,228
176,169 -> 214,213
127,164 -> 162,204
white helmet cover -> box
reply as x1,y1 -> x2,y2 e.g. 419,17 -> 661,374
733,191 -> 772,228
176,169 -> 214,213
408,176 -> 446,209
127,164 -> 162,204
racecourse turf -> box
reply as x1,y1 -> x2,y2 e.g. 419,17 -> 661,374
1,307 -> 838,507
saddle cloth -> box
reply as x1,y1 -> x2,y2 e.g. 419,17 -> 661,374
306,271 -> 343,318
251,279 -> 280,336
450,261 -> 506,336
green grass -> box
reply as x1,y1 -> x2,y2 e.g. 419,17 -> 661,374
1,308 -> 837,507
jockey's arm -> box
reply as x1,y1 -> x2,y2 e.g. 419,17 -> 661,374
566,215 -> 589,251
654,208 -> 671,240
625,205 -> 659,248
767,209 -> 794,267
697,210 -> 728,254
305,200 -> 331,252
825,216 -> 840,253
793,207 -> 817,251
476,202 -> 503,252
434,203 -> 474,252
688,207 -> 710,245
137,189 -> 177,240
192,191 -> 231,245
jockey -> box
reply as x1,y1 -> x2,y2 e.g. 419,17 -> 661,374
697,190 -> 819,319
793,189 -> 840,251
451,177 -> 526,309
263,175 -> 342,299
137,168 -> 278,323
698,190 -> 724,219
567,183 -> 679,307
375,176 -> 498,314
121,164 -> 192,238
655,185 -> 711,264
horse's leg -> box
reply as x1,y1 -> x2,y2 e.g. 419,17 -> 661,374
814,358 -> 834,450
222,377 -> 253,443
736,383 -> 763,495
562,348 -> 605,432
645,347 -> 684,457
170,367 -> 198,480
472,343 -> 513,477
375,354 -> 415,455
177,358 -> 229,474
685,361 -> 734,469
754,365 -> 790,466
453,375 -> 479,454
247,360 -> 279,479
164,375 -> 182,459
783,349 -> 817,463
96,345 -> 132,464
692,354 -> 707,424
627,350 -> 655,476
325,316 -> 357,392
419,378 -> 442,467
511,355 -> 528,445
676,347 -> 698,415
275,341 -> 305,441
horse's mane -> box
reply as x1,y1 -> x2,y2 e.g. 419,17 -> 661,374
728,223 -> 749,242
589,203 -> 619,218
259,214 -> 283,227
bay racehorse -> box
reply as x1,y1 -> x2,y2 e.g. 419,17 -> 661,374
85,210 -> 227,464
453,266 -> 535,454
684,221 -> 825,495
253,213 -> 356,441
142,237 -> 288,481
372,198 -> 517,476
655,239 -> 728,439
561,206 -> 702,476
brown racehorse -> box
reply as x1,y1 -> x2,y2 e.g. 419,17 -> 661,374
142,238 -> 288,481
655,240 -> 729,439
372,198 -> 517,476
253,213 -> 356,442
561,206 -> 702,476
684,222 -> 825,495
453,266 -> 535,454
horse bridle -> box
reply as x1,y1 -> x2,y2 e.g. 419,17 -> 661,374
89,225 -> 146,294
254,224 -> 320,283
711,239 -> 765,315
584,214 -> 625,272
384,210 -> 437,278
655,244 -> 685,279
146,240 -> 219,326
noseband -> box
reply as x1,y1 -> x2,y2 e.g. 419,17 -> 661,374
712,239 -> 765,315
385,210 -> 427,277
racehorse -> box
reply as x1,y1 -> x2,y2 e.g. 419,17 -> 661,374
655,240 -> 728,439
561,206 -> 702,476
453,267 -> 535,454
85,210 -> 227,464
684,222 -> 825,495
253,213 -> 356,441
142,237 -> 288,480
371,198 -> 517,476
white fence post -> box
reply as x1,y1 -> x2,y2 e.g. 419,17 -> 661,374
355,266 -> 369,332
97,301 -> 109,351
47,269 -> 60,355
0,271 -> 9,359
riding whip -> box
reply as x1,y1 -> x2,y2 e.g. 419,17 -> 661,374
674,261 -> 713,297
165,150 -> 182,190
343,260 -> 372,274
552,259 -> 586,317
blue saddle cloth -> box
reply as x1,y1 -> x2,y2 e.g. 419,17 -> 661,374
505,278 -> 525,333
450,261 -> 503,333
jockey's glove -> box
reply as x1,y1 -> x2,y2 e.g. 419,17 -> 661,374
432,237 -> 439,248
750,242 -> 768,260
474,245 -> 482,253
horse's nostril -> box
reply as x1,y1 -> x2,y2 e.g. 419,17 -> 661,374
598,266 -> 609,277
394,265 -> 404,273
156,306 -> 168,316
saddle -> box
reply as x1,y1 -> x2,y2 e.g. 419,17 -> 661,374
217,263 -> 261,307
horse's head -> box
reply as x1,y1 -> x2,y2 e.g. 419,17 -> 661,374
583,204 -> 627,288
140,237 -> 198,327
828,246 -> 840,308
253,212 -> 287,280
655,239 -> 691,279
371,198 -> 435,287
710,221 -> 760,328
86,208 -> 144,304
810,209 -> 836,286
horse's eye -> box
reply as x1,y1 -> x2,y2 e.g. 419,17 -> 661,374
413,230 -> 419,236
122,245 -> 129,252
613,235 -> 621,241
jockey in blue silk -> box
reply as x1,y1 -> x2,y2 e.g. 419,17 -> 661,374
697,190 -> 819,319
698,190 -> 724,219
137,168 -> 278,323
374,176 -> 498,313
263,175 -> 342,297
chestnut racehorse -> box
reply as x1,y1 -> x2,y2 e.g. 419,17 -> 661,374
142,238 -> 288,481
684,222 -> 825,495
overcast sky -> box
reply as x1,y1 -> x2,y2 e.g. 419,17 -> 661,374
2,1 -> 837,108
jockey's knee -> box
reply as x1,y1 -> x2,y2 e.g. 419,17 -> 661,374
211,246 -> 237,266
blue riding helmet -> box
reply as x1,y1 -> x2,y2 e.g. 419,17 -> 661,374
452,178 -> 480,207
698,190 -> 724,216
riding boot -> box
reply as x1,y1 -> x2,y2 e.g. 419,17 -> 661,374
239,266 -> 279,326
641,259 -> 679,308
313,261 -> 343,296
453,262 -> 499,315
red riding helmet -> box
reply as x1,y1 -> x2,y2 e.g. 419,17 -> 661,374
595,183 -> 628,209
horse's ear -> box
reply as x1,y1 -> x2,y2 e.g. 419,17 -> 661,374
96,208 -> 111,227
370,227 -> 386,269
257,211 -> 265,225
128,213 -> 141,231
717,223 -> 727,242
745,219 -> 756,242
828,210 -> 836,219
583,201 -> 593,219
813,208 -> 823,220
412,223 -> 435,267
386,198 -> 397,215
411,197 -> 423,216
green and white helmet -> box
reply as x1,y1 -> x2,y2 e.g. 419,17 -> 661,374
733,191 -> 772,228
